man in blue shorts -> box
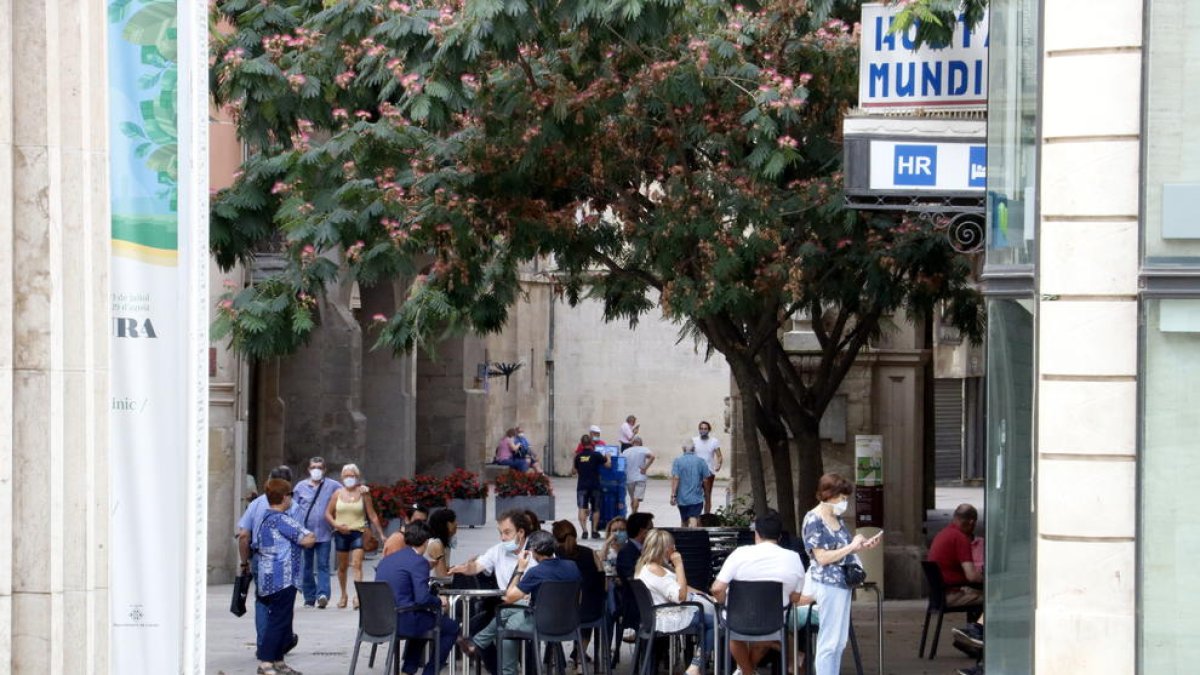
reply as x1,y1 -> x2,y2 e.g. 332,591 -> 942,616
572,435 -> 611,539
671,442 -> 712,527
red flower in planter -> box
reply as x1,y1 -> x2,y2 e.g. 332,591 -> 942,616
493,471 -> 554,498
442,468 -> 487,499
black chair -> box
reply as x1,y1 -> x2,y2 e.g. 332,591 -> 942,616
394,604 -> 445,675
722,580 -> 788,675
629,579 -> 705,675
919,561 -> 984,659
578,581 -> 611,675
350,581 -> 398,675
665,529 -> 714,593
497,580 -> 589,675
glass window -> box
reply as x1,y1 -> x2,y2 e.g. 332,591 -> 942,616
1140,300 -> 1200,669
985,298 -> 1035,674
985,0 -> 1039,267
1143,2 -> 1200,266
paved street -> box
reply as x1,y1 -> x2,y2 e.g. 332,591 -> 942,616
207,476 -> 982,674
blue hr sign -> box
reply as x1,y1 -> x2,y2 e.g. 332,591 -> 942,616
894,145 -> 937,186
969,146 -> 987,188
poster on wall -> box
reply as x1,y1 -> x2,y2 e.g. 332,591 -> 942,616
107,0 -> 208,671
854,435 -> 884,528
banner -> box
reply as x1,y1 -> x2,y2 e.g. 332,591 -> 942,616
859,3 -> 989,110
108,0 -> 207,671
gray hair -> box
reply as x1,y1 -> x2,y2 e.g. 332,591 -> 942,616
341,463 -> 361,478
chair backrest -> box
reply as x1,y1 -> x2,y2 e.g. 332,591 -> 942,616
665,528 -> 714,592
726,580 -> 785,637
532,580 -> 582,636
920,561 -> 949,610
628,579 -> 660,634
356,581 -> 398,638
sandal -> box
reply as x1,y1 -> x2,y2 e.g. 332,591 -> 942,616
352,596 -> 360,610
256,665 -> 277,675
337,596 -> 348,609
273,662 -> 303,675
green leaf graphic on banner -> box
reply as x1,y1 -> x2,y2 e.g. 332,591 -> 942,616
112,213 -> 179,250
110,0 -> 180,240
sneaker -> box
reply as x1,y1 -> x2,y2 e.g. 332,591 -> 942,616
956,666 -> 983,675
622,628 -> 636,643
582,531 -> 590,539
953,623 -> 984,648
316,595 -> 328,609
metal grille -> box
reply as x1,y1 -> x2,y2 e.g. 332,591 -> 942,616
934,378 -> 964,484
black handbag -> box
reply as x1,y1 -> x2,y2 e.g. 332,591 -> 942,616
842,560 -> 867,586
230,571 -> 252,616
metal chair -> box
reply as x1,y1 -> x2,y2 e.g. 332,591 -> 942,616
349,581 -> 398,675
628,579 -> 706,675
497,580 -> 589,675
721,581 -> 787,675
918,561 -> 984,659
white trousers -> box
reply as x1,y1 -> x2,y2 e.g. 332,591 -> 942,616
811,580 -> 852,675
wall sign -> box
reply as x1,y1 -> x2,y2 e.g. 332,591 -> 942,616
859,2 -> 989,109
869,141 -> 987,192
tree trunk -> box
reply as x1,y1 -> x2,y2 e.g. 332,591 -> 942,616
766,431 -> 798,534
793,418 -> 824,524
730,361 -> 770,517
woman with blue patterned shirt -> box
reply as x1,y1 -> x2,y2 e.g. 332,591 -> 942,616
801,474 -> 881,675
254,478 -> 316,675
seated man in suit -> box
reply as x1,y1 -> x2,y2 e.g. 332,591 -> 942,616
376,521 -> 461,675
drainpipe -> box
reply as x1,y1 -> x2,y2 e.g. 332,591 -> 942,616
545,279 -> 556,476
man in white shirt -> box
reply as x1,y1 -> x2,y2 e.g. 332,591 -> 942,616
621,436 -> 656,513
619,415 -> 640,450
711,511 -> 806,675
448,509 -> 537,588
689,420 -> 722,513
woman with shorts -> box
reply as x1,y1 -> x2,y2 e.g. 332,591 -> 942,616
324,463 -> 385,609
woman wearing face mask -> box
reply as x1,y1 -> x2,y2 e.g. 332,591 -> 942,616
325,464 -> 385,609
801,473 -> 881,675
425,508 -> 458,578
635,529 -> 715,675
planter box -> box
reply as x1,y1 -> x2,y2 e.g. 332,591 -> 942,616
447,498 -> 487,528
494,495 -> 555,522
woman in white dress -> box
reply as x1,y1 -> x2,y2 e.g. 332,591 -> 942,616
634,529 -> 715,675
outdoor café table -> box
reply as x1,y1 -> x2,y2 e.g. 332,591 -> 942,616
437,586 -> 506,675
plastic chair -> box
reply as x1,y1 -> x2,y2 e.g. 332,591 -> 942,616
628,579 -> 705,675
349,581 -> 398,675
578,576 -> 611,675
919,561 -> 984,659
497,580 -> 589,675
394,604 -> 445,675
722,581 -> 787,675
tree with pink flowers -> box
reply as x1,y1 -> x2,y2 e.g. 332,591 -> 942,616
210,0 -> 982,530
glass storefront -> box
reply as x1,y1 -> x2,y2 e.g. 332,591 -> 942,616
1141,300 -> 1200,671
984,299 -> 1035,674
1143,1 -> 1200,266
985,0 -> 1039,267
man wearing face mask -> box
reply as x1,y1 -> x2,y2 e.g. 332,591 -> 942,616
456,531 -> 581,675
688,421 -> 722,514
291,456 -> 342,608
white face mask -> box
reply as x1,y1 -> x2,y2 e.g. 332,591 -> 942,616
831,499 -> 849,516
309,469 -> 324,481
344,477 -> 358,488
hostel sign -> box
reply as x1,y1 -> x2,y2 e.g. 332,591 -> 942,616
859,3 -> 989,109
869,141 -> 987,192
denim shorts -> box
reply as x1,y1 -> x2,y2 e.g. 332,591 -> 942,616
577,488 -> 601,510
677,502 -> 703,521
333,530 -> 363,552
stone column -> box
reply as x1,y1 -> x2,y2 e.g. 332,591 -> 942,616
1034,1 -> 1142,671
1,0 -> 111,670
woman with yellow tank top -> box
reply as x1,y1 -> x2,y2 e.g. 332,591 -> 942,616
324,463 -> 385,609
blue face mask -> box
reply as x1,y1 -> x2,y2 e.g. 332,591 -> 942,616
502,538 -> 520,553
614,531 -> 628,544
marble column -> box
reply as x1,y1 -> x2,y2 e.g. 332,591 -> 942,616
0,0 -> 111,670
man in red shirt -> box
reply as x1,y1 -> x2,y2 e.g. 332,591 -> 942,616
928,503 -> 984,607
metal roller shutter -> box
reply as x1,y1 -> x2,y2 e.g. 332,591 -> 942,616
934,378 -> 964,484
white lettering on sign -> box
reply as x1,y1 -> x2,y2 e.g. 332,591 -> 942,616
869,141 -> 986,192
859,3 -> 989,110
